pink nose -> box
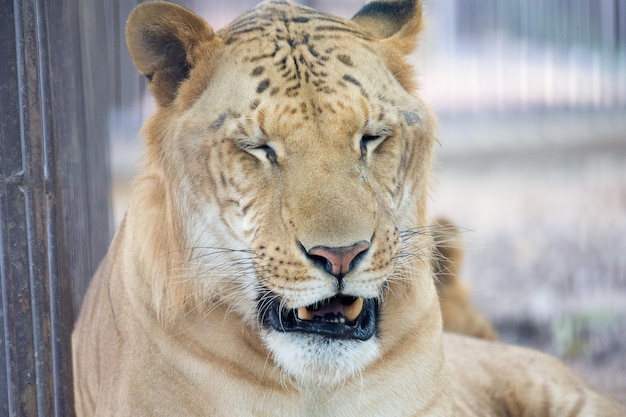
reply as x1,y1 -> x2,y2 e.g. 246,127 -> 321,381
307,241 -> 370,278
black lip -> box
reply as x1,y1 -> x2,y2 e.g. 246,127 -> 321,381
260,294 -> 379,341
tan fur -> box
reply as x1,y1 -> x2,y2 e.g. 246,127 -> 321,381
73,1 -> 626,416
432,218 -> 498,341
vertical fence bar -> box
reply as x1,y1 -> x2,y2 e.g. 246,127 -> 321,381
0,0 -> 112,415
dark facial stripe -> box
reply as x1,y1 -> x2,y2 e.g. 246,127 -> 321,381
257,79 -> 271,94
343,74 -> 361,87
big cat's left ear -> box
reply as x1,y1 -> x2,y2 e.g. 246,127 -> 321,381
351,0 -> 423,54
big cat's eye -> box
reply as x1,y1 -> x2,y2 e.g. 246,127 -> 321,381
242,143 -> 278,164
258,145 -> 277,163
360,134 -> 386,158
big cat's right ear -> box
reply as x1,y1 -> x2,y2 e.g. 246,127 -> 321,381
126,1 -> 217,106
352,0 -> 423,55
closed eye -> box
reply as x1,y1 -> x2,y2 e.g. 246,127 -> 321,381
243,144 -> 278,164
360,134 -> 387,158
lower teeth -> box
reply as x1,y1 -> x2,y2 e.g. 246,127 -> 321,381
319,316 -> 346,324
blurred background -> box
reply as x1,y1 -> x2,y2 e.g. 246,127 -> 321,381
106,0 -> 626,403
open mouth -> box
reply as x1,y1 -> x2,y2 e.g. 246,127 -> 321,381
261,294 -> 378,340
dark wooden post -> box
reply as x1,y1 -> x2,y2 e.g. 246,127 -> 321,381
0,0 -> 112,415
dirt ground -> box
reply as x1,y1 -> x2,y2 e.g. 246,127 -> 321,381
432,139 -> 626,404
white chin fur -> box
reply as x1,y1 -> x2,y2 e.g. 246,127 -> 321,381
263,330 -> 380,389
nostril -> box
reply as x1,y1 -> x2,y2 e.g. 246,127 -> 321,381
307,241 -> 370,278
349,249 -> 368,271
308,254 -> 333,274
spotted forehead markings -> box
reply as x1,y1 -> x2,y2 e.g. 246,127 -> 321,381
225,2 -> 373,99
